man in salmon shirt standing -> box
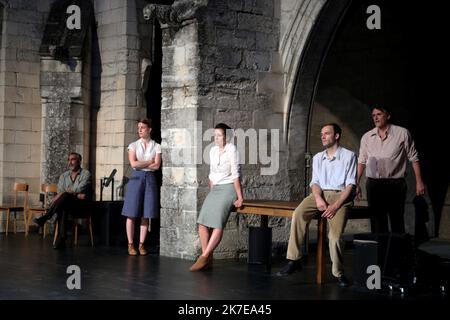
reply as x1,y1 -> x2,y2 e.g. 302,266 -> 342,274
357,106 -> 425,234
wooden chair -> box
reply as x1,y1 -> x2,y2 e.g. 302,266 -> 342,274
53,200 -> 94,247
27,183 -> 57,237
0,182 -> 29,236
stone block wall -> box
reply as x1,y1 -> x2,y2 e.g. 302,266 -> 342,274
196,0 -> 291,258
92,0 -> 147,200
158,0 -> 301,259
0,0 -> 51,232
159,21 -> 201,259
40,56 -> 90,185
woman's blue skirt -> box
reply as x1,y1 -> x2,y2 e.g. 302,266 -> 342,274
122,170 -> 159,218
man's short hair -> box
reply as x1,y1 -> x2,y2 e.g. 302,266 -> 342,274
322,123 -> 342,140
371,105 -> 391,116
69,152 -> 82,162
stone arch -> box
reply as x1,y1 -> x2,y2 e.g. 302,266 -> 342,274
280,0 -> 326,131
285,0 -> 352,198
287,0 -> 449,237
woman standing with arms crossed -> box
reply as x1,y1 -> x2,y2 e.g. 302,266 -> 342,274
122,118 -> 161,256
190,123 -> 244,271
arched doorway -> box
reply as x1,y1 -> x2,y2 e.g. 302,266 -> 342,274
289,0 -> 449,236
144,21 -> 163,251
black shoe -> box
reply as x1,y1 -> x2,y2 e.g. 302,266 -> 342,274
336,275 -> 350,287
53,238 -> 66,250
276,260 -> 301,276
33,216 -> 46,227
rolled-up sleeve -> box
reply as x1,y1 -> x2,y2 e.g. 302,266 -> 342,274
127,141 -> 136,152
309,155 -> 320,187
345,153 -> 357,186
57,174 -> 65,193
405,130 -> 419,162
358,135 -> 368,164
75,171 -> 92,194
155,143 -> 162,154
229,146 -> 240,180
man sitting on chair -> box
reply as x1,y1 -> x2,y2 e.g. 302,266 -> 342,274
34,152 -> 92,249
276,123 -> 357,287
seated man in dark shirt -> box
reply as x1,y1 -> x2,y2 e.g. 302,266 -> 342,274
34,152 -> 92,249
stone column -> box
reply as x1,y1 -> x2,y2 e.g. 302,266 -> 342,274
144,1 -> 206,259
40,57 -> 90,183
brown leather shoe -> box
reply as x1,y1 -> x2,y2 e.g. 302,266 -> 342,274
189,255 -> 209,271
138,243 -> 148,256
204,253 -> 213,270
128,243 -> 137,256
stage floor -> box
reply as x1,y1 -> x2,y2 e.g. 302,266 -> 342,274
0,233 -> 446,301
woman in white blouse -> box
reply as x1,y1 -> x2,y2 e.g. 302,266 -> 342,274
121,118 -> 161,256
190,123 -> 244,271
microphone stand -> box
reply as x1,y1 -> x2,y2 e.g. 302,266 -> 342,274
111,179 -> 114,201
100,178 -> 104,201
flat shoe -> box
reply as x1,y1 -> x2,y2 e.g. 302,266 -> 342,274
189,256 -> 209,272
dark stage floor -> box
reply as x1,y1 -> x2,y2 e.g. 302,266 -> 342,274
0,233 -> 447,301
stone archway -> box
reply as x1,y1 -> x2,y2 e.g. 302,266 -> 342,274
289,0 -> 449,237
286,0 -> 352,198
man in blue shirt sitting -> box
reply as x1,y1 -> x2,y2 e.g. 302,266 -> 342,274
276,123 -> 357,287
34,152 -> 92,249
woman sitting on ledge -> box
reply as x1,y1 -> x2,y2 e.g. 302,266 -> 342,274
190,123 -> 244,271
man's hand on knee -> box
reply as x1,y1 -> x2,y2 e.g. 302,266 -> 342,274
322,203 -> 339,219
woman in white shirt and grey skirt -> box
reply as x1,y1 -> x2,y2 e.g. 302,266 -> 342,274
122,118 -> 161,256
190,123 -> 244,271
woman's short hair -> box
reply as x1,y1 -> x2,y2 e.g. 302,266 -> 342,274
214,123 -> 232,137
138,118 -> 152,128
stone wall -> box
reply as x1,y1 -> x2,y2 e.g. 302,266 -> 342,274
159,20 -> 201,259
92,0 -> 147,200
158,0 -> 303,259
197,0 -> 287,258
0,0 -> 51,232
40,57 -> 90,184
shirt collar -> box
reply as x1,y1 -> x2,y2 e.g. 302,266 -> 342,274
369,124 -> 394,138
216,143 -> 231,153
139,138 -> 152,147
321,146 -> 341,161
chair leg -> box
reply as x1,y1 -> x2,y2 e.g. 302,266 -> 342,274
6,209 -> 10,236
43,222 -> 47,238
53,222 -> 58,246
89,217 -> 94,247
74,224 -> 78,246
26,210 -> 32,235
13,212 -> 17,234
24,211 -> 28,237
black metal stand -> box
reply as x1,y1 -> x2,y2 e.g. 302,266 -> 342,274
100,177 -> 115,201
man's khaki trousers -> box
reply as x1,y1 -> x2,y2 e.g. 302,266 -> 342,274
287,191 -> 352,277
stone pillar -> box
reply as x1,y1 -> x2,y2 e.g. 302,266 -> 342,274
144,1 -> 206,259
40,58 -> 90,183
160,23 -> 202,260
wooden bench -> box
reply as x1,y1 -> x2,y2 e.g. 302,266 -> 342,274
236,200 -> 371,284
